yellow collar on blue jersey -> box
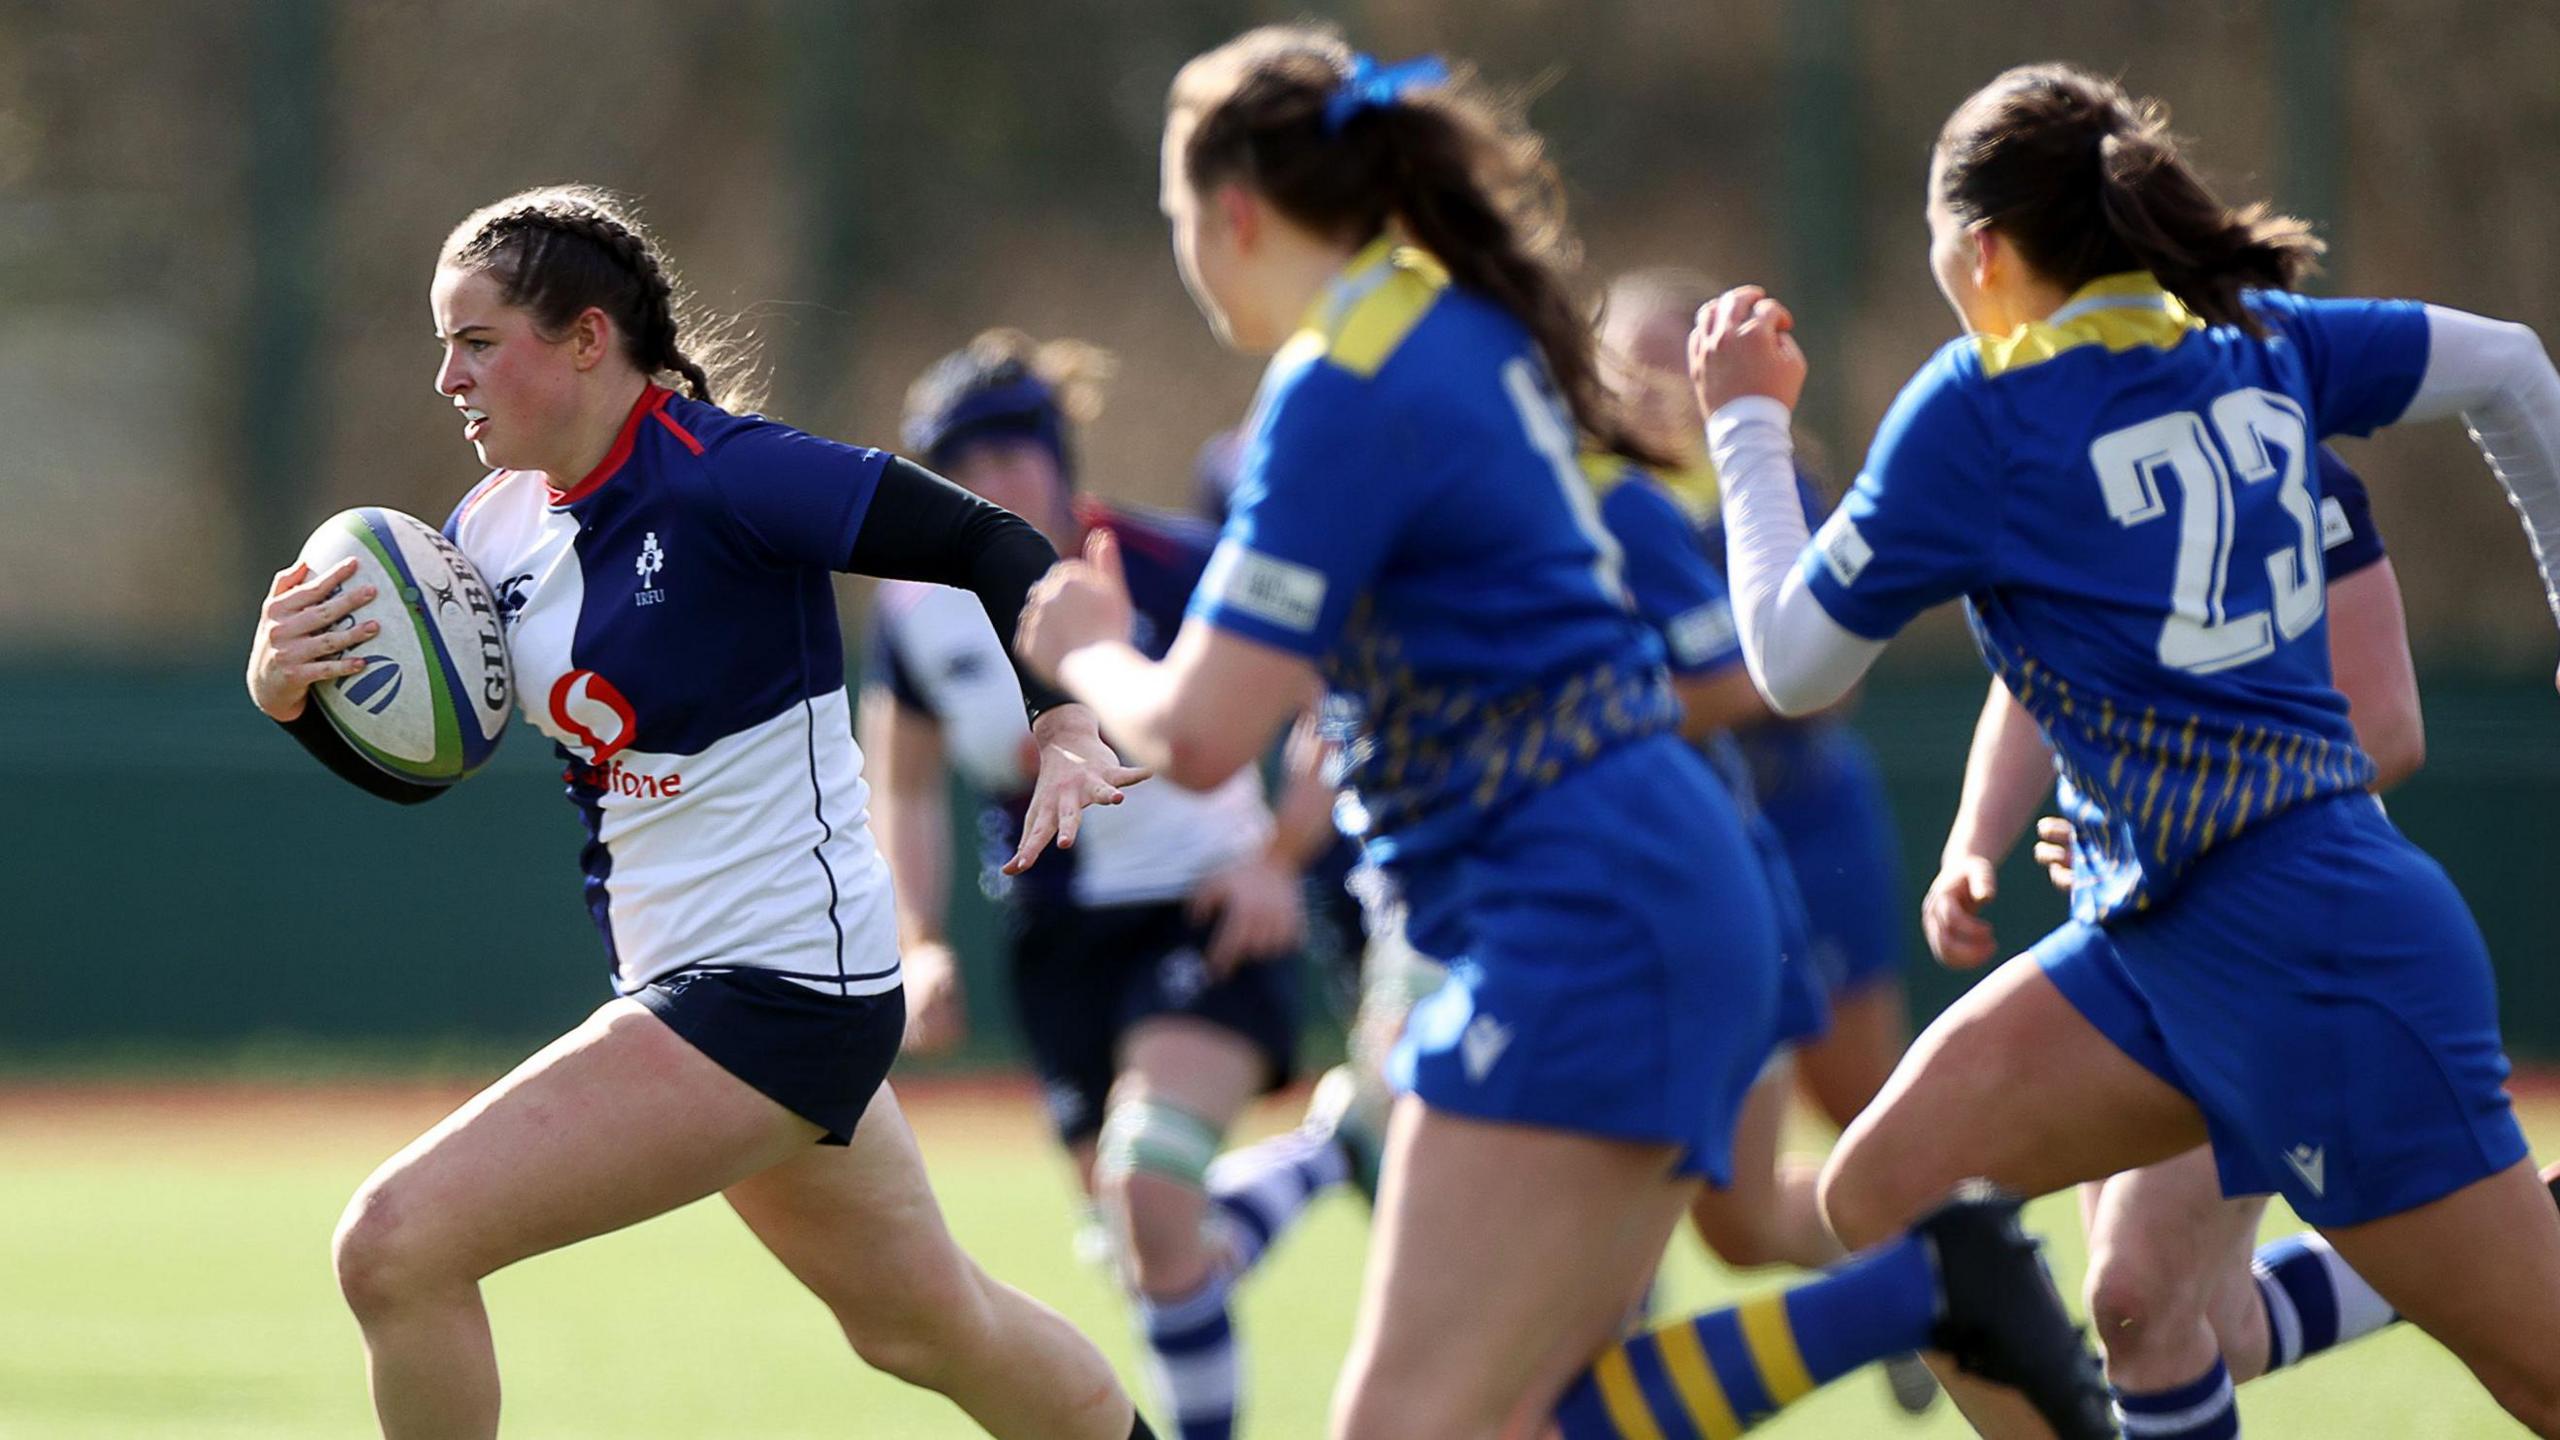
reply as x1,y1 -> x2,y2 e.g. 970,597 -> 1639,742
1651,456 -> 1720,521
1285,234 -> 1453,379
1578,449 -> 1721,525
1974,272 -> 2205,379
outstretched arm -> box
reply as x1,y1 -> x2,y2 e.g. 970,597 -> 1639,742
2398,306 -> 2560,638
1921,680 -> 2057,968
1019,530 -> 1320,792
1688,288 -> 1888,715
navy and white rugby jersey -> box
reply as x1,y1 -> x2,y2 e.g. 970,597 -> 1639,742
445,384 -> 902,997
869,498 -> 1272,909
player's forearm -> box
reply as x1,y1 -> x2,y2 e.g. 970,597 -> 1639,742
2404,307 -> 2560,627
1942,679 -> 2056,868
1054,641 -> 1192,778
1670,665 -> 1770,741
1708,398 -> 1887,715
1264,716 -> 1341,872
1054,629 -> 1307,792
859,688 -> 955,946
2324,559 -> 2426,793
876,793 -> 953,948
849,457 -> 1076,720
278,707 -> 449,806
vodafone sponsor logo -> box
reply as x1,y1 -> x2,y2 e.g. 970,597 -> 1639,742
548,669 -> 639,764
565,755 -> 685,800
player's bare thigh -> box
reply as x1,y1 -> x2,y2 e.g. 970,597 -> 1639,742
1333,1098 -> 1699,1440
335,999 -> 819,1299
1819,953 -> 2206,1249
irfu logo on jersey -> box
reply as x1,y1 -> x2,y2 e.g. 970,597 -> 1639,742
635,531 -> 668,607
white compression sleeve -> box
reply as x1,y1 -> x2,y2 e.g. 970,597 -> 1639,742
2400,305 -> 2560,627
1707,395 -> 1887,715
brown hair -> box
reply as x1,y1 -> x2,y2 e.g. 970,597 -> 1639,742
440,185 -> 761,410
1169,25 -> 1670,469
1935,64 -> 2323,337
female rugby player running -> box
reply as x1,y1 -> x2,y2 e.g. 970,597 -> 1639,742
246,186 -> 1154,1440
865,328 -> 1329,1440
1600,268 -> 1924,1171
1693,62 -> 2560,1439
1019,26 -> 2110,1440
1939,445 -> 2560,1433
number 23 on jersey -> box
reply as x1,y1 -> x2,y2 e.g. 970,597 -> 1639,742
2090,386 -> 2324,675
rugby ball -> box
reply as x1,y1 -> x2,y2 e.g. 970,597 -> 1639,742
294,507 -> 512,786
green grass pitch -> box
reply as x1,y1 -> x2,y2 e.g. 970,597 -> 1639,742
1,1081 -> 2541,1437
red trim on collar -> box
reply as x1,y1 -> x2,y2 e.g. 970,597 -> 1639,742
652,401 -> 705,456
548,385 -> 670,506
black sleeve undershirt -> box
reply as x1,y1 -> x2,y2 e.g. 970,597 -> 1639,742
847,456 -> 1076,721
278,705 -> 449,805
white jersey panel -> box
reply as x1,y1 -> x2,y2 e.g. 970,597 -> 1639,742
878,580 -> 1273,907
589,689 -> 900,994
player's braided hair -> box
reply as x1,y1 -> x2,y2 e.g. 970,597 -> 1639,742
1170,24 -> 1674,472
1936,64 -> 2324,338
441,185 -> 757,408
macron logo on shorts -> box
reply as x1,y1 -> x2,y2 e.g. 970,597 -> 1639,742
2283,1143 -> 2327,1198
1815,509 -> 1874,589
1202,541 -> 1327,634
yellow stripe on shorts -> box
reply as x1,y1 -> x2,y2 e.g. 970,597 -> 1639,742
1738,1294 -> 1818,1407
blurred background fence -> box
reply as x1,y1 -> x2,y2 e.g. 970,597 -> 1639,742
5,0 -> 2557,1069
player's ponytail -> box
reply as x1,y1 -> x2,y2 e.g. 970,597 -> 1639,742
440,185 -> 762,411
1936,64 -> 2323,337
1171,25 -> 1671,470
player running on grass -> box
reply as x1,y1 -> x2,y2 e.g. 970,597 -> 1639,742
246,185 -> 1157,1440
864,328 -> 1333,1440
1017,26 -> 2113,1439
1935,442 -> 2560,1432
1601,267 -> 1927,1185
1692,61 -> 2560,1439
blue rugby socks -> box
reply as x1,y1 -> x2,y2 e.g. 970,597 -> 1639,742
1554,1233 -> 1938,1436
1134,1270 -> 1238,1440
1203,1124 -> 1348,1277
2251,1232 -> 2397,1372
2113,1359 -> 2239,1439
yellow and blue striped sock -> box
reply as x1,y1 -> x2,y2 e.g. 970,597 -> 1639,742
1554,1234 -> 1936,1437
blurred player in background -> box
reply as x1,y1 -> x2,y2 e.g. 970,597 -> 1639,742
1593,275 -> 1943,1417
1021,25 -> 2112,1439
246,186 -> 1155,1440
1694,61 -> 2560,1438
1600,267 -> 1917,1138
864,329 -> 1336,1440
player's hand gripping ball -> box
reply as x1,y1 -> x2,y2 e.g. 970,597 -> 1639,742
282,508 -> 513,785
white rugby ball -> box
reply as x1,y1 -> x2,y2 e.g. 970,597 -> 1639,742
294,507 -> 512,786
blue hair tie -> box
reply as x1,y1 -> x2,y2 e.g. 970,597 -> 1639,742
1322,52 -> 1450,134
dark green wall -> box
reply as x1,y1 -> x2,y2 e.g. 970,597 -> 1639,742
7,666 -> 2554,1070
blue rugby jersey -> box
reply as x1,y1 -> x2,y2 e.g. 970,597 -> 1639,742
1798,275 -> 2430,919
1582,452 -> 1778,801
1188,238 -> 1677,866
445,385 -> 903,996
